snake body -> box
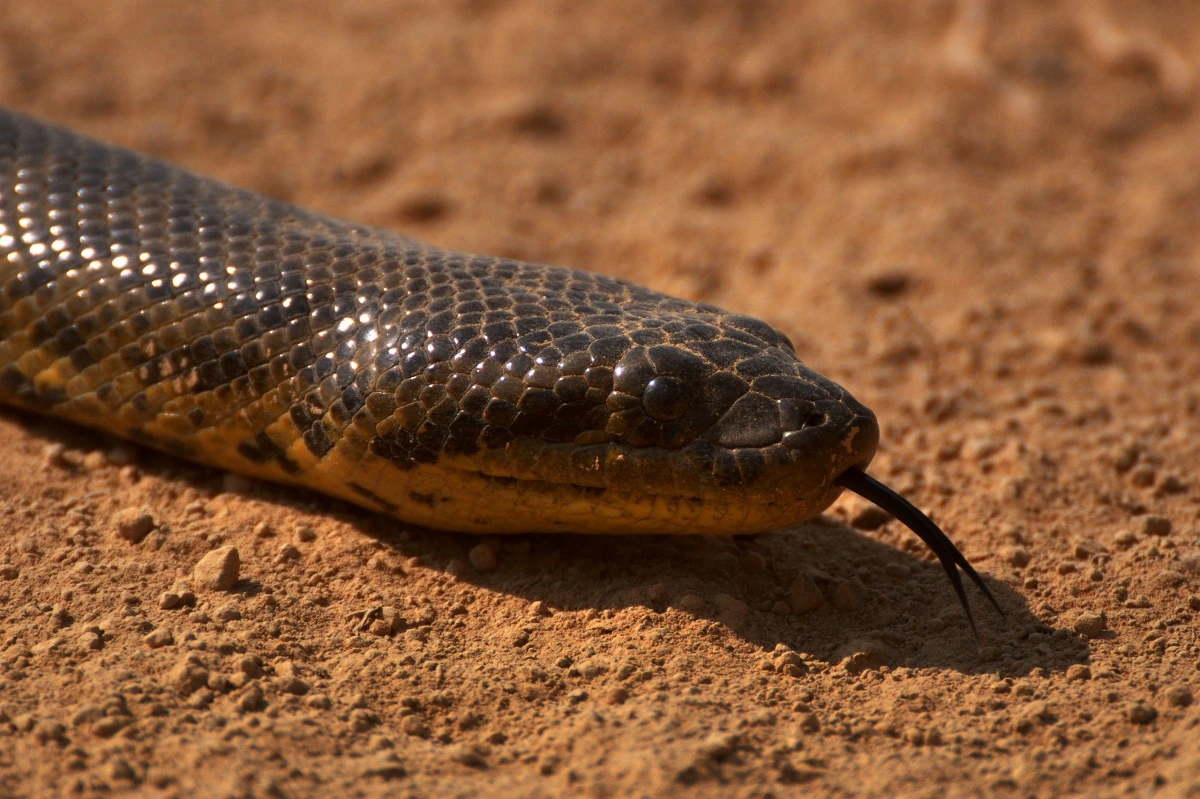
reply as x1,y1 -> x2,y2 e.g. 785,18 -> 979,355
0,109 -> 998,623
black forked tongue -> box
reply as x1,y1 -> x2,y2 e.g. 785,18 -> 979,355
835,467 -> 1004,639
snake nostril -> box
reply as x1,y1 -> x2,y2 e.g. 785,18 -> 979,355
805,411 -> 826,428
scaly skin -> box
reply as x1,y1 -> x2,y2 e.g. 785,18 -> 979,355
0,108 -> 878,535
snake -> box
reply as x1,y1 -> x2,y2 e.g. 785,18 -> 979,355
0,108 -> 1000,630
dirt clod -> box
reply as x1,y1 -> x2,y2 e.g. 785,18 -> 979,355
193,546 -> 240,591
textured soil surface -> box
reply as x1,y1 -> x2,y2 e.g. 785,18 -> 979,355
1,1 -> 1199,797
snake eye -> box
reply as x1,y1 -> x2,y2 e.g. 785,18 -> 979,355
642,375 -> 689,422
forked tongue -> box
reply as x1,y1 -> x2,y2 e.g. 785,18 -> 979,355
835,467 -> 1003,639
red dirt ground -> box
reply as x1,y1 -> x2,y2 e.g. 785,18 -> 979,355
0,1 -> 1198,796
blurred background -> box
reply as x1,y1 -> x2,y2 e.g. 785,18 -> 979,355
2,1 -> 1198,794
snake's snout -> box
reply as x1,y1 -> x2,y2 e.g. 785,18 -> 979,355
707,368 -> 879,468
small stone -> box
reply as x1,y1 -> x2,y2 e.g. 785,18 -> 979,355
1165,686 -> 1193,707
698,732 -> 739,761
90,717 -> 127,738
193,546 -> 240,591
1005,547 -> 1031,568
467,543 -> 498,572
32,720 -> 66,745
143,628 -> 174,648
401,715 -> 430,738
676,594 -> 706,613
237,654 -> 263,677
186,689 -> 214,709
207,673 -> 233,693
849,503 -> 891,531
528,600 -> 550,617
41,443 -> 69,469
107,757 -> 137,782
236,683 -> 264,713
274,543 -> 301,563
158,592 -> 181,610
832,576 -> 869,611
111,508 -> 156,543
253,521 -> 274,538
308,694 -> 332,710
1156,569 -> 1186,588
788,574 -> 824,613
1071,611 -> 1107,638
606,687 -> 629,705
1066,664 -> 1092,681
277,677 -> 310,696
0,563 -> 18,580
1156,474 -> 1188,495
449,743 -> 489,769
798,713 -> 820,733
170,662 -> 210,695
713,593 -> 748,618
1139,515 -> 1172,536
361,752 -> 407,781
1113,530 -> 1138,547
215,605 -> 242,621
1128,704 -> 1157,724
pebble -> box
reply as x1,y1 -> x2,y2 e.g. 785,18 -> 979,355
676,594 -> 706,613
1071,611 -> 1107,638
277,677 -> 310,696
606,687 -> 629,705
401,715 -> 430,738
832,576 -> 869,611
215,605 -> 242,622
697,732 -> 740,761
1139,515 -> 1172,536
1113,530 -> 1138,548
360,752 -> 407,781
111,508 -> 156,543
798,713 -> 821,733
467,543 -> 498,572
90,717 -> 127,738
275,543 -> 301,564
32,720 -> 66,745
789,574 -> 825,613
295,525 -> 317,543
193,546 -> 240,591
308,694 -> 332,710
528,600 -> 550,617
1066,664 -> 1092,681
849,503 -> 891,531
143,628 -> 174,649
236,684 -> 264,713
1005,547 -> 1031,568
186,689 -> 214,709
448,743 -> 488,769
1156,569 -> 1186,588
0,564 -> 18,580
1165,686 -> 1193,707
170,662 -> 210,695
1128,704 -> 1157,724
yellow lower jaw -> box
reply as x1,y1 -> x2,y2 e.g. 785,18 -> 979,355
8,380 -> 833,535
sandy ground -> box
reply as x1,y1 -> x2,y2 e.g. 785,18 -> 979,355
1,1 -> 1199,796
